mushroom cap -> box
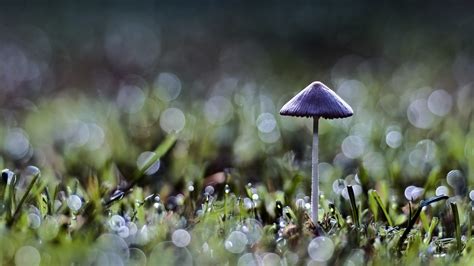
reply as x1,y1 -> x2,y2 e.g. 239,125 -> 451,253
279,81 -> 353,119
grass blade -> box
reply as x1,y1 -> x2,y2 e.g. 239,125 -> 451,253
450,201 -> 462,253
8,171 -> 41,226
347,185 -> 360,228
137,134 -> 177,176
397,195 -> 449,254
369,189 -> 393,226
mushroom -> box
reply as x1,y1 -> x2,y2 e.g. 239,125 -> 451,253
280,81 -> 353,224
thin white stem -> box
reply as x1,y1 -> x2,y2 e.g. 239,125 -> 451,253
311,117 -> 319,224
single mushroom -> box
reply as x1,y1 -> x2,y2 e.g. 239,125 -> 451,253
280,81 -> 353,224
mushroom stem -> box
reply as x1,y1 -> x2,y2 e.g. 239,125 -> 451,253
311,116 -> 319,224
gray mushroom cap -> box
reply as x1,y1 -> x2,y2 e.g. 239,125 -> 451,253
279,81 -> 353,119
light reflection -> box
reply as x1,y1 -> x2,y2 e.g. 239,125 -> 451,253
116,84 -> 145,114
308,236 -> 335,262
407,99 -> 435,129
5,128 -> 30,159
238,253 -> 262,266
160,108 -> 186,133
15,246 -> 41,266
427,89 -> 452,116
385,130 -> 402,148
204,96 -> 233,125
154,72 -> 182,102
256,113 -> 277,133
172,229 -> 191,248
341,135 -> 365,159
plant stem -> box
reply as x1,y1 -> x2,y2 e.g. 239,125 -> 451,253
311,117 -> 319,224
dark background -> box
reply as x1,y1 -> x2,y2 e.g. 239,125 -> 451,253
1,0 -> 473,99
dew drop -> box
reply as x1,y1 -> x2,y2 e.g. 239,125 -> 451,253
128,248 -> 147,266
28,213 -> 41,229
332,179 -> 346,194
243,198 -> 254,210
96,233 -> 130,261
117,226 -> 130,238
263,253 -> 281,266
109,214 -> 125,231
307,236 -> 335,262
15,246 -> 41,266
38,215 -> 59,241
238,253 -> 262,266
225,231 -> 248,253
446,170 -> 464,188
136,151 -> 160,175
67,194 -> 82,212
172,229 -> 191,248
204,185 -> 215,195
435,186 -> 449,196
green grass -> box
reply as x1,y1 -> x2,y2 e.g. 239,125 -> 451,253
0,57 -> 473,265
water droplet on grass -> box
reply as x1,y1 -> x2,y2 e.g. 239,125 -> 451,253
96,251 -> 124,266
238,253 -> 262,266
38,215 -> 59,241
225,231 -> 248,253
263,253 -> 281,266
28,213 -> 41,229
1,169 -> 15,184
204,185 -> 215,195
5,128 -> 30,159
404,186 -> 415,201
154,72 -> 182,102
411,187 -> 424,201
128,222 -> 138,236
332,179 -> 346,194
428,89 -> 452,116
116,84 -> 145,114
446,170 -> 465,193
341,185 -> 362,200
435,186 -> 449,196
404,186 -> 424,201
204,96 -> 234,125
243,197 -> 254,209
256,112 -> 277,133
308,236 -> 334,262
341,135 -> 365,158
108,214 -> 125,231
385,130 -> 402,148
136,151 -> 160,175
117,226 -> 130,238
160,108 -> 186,133
172,229 -> 191,247
96,233 -> 130,261
24,165 -> 40,178
242,218 -> 263,245
67,194 -> 82,212
15,246 -> 41,266
128,248 -> 147,266
407,99 -> 435,129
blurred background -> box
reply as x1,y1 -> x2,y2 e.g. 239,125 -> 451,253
0,0 -> 473,201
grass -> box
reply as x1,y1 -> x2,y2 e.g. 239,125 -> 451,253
0,56 -> 473,265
